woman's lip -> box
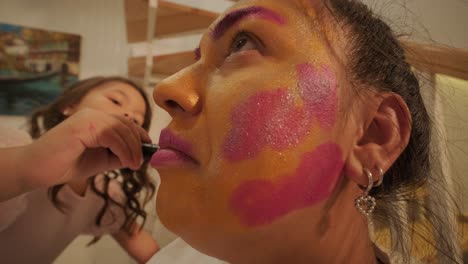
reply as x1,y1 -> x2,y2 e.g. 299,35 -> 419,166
150,148 -> 195,167
151,128 -> 198,167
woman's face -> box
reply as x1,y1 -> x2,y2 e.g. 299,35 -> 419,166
67,81 -> 147,127
152,0 -> 355,258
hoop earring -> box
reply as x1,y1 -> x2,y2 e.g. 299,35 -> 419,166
374,167 -> 384,187
355,168 -> 376,217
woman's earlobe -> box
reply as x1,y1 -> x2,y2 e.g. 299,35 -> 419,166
344,93 -> 411,187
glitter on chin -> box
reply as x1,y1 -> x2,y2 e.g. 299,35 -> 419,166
229,143 -> 344,227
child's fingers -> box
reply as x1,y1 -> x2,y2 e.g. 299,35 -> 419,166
69,109 -> 152,170
137,126 -> 152,143
97,125 -> 135,169
112,117 -> 143,170
105,153 -> 124,172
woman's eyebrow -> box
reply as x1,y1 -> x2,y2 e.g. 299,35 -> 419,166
211,6 -> 286,40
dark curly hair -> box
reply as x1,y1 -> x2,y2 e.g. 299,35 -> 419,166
28,76 -> 155,244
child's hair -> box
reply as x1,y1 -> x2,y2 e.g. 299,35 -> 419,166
28,76 -> 155,244
317,0 -> 461,262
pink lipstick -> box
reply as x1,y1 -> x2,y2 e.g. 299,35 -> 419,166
150,129 -> 197,167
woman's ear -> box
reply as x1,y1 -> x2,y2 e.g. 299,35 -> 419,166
345,93 -> 412,186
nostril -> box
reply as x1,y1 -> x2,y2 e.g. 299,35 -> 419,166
166,100 -> 185,112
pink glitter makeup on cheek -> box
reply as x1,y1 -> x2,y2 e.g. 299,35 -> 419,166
297,64 -> 337,128
222,64 -> 337,162
229,143 -> 344,227
222,89 -> 312,161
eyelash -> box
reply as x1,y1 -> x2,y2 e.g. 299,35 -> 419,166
226,30 -> 264,58
109,97 -> 121,106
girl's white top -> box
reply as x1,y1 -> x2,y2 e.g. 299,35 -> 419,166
147,238 -> 227,264
0,125 -> 127,264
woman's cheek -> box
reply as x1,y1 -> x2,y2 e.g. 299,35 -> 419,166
222,63 -> 337,161
229,143 -> 344,227
220,63 -> 341,227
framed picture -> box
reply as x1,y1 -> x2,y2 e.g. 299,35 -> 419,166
0,23 -> 81,115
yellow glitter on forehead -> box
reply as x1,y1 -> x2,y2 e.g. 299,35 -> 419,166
296,0 -> 319,18
293,0 -> 339,60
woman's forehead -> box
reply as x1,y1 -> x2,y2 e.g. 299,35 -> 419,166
224,0 -> 323,16
207,0 -> 332,38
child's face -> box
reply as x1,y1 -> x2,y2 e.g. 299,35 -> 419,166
66,81 -> 146,126
152,0 -> 357,258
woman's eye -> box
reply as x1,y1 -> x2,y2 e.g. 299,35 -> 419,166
228,32 -> 260,56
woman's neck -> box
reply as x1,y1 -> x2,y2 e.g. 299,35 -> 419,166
228,185 -> 379,264
278,213 -> 377,264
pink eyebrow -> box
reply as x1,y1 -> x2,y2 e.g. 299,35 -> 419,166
211,6 -> 286,40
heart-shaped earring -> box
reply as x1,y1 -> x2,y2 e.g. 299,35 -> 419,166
355,168 -> 376,217
355,194 -> 376,216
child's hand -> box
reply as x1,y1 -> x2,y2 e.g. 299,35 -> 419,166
21,108 -> 152,188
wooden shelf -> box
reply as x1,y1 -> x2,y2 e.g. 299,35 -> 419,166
402,40 -> 468,81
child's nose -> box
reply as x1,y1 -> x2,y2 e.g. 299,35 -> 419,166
123,112 -> 134,122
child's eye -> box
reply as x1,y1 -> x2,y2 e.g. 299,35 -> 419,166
110,98 -> 121,106
227,31 -> 262,57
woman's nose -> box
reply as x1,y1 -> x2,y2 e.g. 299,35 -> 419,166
153,67 -> 202,118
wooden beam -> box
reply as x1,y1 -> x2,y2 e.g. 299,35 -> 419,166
402,40 -> 468,81
128,50 -> 196,78
125,0 -> 218,43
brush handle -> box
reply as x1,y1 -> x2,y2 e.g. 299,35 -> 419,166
142,143 -> 159,161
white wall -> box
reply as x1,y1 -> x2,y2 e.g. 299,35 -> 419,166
0,0 -> 129,78
0,0 -> 131,126
438,76 -> 468,211
362,0 -> 468,49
